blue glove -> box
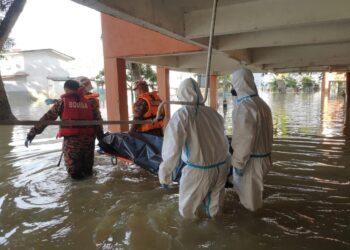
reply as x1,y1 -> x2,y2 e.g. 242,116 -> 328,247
45,98 -> 57,105
234,168 -> 244,177
233,171 -> 241,193
160,184 -> 170,191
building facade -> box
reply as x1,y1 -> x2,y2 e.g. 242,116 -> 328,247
1,49 -> 74,101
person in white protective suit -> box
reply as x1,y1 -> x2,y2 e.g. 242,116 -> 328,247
159,78 -> 230,219
231,68 -> 273,211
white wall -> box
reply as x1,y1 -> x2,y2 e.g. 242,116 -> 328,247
1,50 -> 73,100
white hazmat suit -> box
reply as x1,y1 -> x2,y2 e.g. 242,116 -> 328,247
231,68 -> 273,211
159,78 -> 230,219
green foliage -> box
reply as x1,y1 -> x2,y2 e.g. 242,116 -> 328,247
218,74 -> 232,92
301,76 -> 315,90
0,37 -> 14,57
126,63 -> 156,83
141,64 -> 157,90
267,73 -> 320,92
282,75 -> 297,88
0,1 -> 16,55
95,69 -> 104,87
126,63 -> 157,89
142,64 -> 157,84
268,78 -> 278,91
96,63 -> 157,89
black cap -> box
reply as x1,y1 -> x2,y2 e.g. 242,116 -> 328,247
64,80 -> 80,90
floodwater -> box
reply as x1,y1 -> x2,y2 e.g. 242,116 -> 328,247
0,91 -> 349,250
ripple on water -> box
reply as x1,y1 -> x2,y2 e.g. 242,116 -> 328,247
1,93 -> 350,249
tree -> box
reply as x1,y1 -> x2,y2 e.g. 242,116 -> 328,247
218,74 -> 232,101
301,76 -> 315,91
281,74 -> 297,89
94,63 -> 157,88
218,74 -> 232,92
126,62 -> 157,89
127,62 -> 157,103
95,69 -> 104,87
95,62 -> 157,104
0,0 -> 27,121
127,62 -> 142,82
141,64 -> 157,89
268,78 -> 278,92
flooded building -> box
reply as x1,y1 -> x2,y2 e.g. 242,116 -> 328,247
0,49 -> 74,100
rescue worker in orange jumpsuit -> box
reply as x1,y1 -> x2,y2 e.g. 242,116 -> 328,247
25,80 -> 104,179
130,80 -> 165,136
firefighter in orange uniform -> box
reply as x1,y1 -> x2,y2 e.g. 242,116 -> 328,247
130,80 -> 165,136
25,80 -> 104,179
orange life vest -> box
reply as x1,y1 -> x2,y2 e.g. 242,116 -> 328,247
134,91 -> 165,132
84,92 -> 100,109
76,87 -> 100,108
57,91 -> 95,137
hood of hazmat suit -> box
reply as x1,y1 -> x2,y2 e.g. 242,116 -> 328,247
231,68 -> 273,211
159,78 -> 230,219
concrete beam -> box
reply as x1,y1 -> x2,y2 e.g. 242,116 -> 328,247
271,66 -> 350,73
72,0 -> 195,46
262,61 -> 350,72
215,21 -> 350,51
227,49 -> 252,64
127,56 -> 179,69
185,0 -> 350,38
101,14 -> 202,59
129,52 -> 242,72
253,42 -> 350,65
177,52 -> 239,69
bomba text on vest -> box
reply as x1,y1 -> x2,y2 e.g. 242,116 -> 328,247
68,101 -> 88,109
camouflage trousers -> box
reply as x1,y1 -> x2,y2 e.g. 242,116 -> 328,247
63,135 -> 96,179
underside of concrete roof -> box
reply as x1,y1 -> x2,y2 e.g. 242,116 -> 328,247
72,0 -> 350,73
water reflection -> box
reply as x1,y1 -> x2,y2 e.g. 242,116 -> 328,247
344,104 -> 350,136
0,91 -> 349,249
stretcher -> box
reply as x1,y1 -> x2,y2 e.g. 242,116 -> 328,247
110,155 -> 134,166
99,132 -> 185,182
99,132 -> 233,187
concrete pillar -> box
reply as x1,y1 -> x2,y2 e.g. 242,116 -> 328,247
156,66 -> 170,127
321,72 -> 332,96
345,72 -> 350,135
104,57 -> 129,132
346,72 -> 350,108
210,75 -> 218,110
321,72 -> 326,94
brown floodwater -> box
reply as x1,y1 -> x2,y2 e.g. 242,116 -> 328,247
0,91 -> 349,249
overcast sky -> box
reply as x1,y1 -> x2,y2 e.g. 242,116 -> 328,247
10,0 -> 104,77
